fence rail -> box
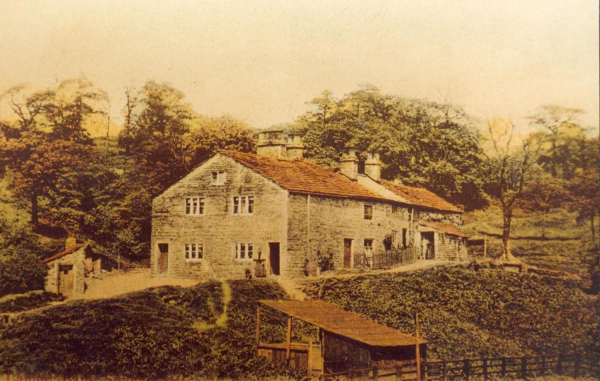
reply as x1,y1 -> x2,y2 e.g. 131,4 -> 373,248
354,247 -> 417,270
319,353 -> 598,380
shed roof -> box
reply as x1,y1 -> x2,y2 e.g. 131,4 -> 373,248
259,300 -> 426,347
380,181 -> 462,213
42,244 -> 87,263
419,221 -> 469,238
221,151 -> 386,201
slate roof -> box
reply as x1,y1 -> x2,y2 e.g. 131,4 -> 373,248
42,244 -> 87,263
260,300 -> 427,347
419,221 -> 469,237
380,180 -> 463,213
221,151 -> 386,201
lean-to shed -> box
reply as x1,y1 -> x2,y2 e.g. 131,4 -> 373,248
257,300 -> 427,376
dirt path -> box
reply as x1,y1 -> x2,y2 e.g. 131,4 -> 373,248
81,268 -> 200,300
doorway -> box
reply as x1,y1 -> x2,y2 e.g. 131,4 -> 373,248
58,264 -> 74,297
421,232 -> 435,260
343,239 -> 352,269
269,242 -> 280,276
158,243 -> 169,274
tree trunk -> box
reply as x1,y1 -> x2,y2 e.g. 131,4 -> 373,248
500,208 -> 515,261
591,213 -> 596,241
31,193 -> 39,228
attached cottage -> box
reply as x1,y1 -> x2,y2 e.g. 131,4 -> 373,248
151,130 -> 468,280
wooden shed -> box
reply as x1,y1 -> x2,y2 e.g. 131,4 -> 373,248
257,300 -> 427,377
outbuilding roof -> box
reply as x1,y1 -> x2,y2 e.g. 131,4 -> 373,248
259,299 -> 427,347
221,151 -> 386,201
381,181 -> 463,213
42,244 -> 87,263
419,221 -> 469,237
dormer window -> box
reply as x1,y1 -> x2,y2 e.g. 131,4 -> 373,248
211,171 -> 226,185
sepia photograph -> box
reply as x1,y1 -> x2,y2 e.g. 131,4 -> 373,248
0,1 -> 598,380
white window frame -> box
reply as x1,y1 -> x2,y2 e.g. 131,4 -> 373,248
184,243 -> 204,261
211,171 -> 227,185
185,197 -> 205,216
234,242 -> 254,260
232,195 -> 254,215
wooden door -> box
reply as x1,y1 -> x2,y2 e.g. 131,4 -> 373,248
343,239 -> 352,268
58,264 -> 74,297
158,243 -> 169,274
269,243 -> 280,275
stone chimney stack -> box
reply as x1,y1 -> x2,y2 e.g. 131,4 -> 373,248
286,133 -> 304,160
340,147 -> 359,180
257,129 -> 287,158
65,236 -> 77,249
365,152 -> 381,181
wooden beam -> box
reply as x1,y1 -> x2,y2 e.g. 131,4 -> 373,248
256,306 -> 260,345
415,312 -> 421,381
286,317 -> 292,364
483,234 -> 487,257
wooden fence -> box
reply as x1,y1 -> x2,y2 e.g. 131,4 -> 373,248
320,353 -> 598,380
354,247 -> 417,270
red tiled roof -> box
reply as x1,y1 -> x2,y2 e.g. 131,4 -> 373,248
220,151 -> 386,201
420,221 -> 469,237
42,244 -> 87,263
380,180 -> 463,213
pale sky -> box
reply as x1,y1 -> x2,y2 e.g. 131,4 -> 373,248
1,0 -> 598,131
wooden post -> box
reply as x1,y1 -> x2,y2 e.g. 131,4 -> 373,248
464,359 -> 470,381
521,357 -> 527,378
541,355 -> 546,376
415,313 -> 421,381
255,306 -> 260,346
483,235 -> 487,257
285,317 -> 292,364
396,363 -> 403,381
308,340 -> 313,375
372,365 -> 378,379
501,358 -> 506,378
442,360 -> 447,381
557,353 -> 563,375
483,358 -> 488,380
320,328 -> 325,377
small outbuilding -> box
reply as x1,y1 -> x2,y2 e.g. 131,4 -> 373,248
257,300 -> 427,378
42,241 -> 114,298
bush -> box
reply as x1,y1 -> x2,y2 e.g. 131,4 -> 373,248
0,246 -> 47,296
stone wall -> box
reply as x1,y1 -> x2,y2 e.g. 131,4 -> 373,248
44,248 -> 86,297
151,154 -> 288,280
286,194 -> 410,277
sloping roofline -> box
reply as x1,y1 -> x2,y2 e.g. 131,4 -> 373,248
42,244 -> 87,263
260,299 -> 427,347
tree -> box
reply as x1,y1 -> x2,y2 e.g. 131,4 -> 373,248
189,115 -> 256,163
294,86 -> 488,209
484,118 -> 545,261
568,169 -> 599,240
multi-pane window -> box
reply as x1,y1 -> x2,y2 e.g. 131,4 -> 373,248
185,197 -> 205,215
233,196 -> 254,215
211,171 -> 226,185
235,242 -> 254,260
184,243 -> 204,261
364,204 -> 373,220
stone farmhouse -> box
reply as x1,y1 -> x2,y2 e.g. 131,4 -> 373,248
151,130 -> 468,280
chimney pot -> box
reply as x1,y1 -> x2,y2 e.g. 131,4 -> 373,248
365,152 -> 381,182
65,236 -> 77,249
340,147 -> 359,180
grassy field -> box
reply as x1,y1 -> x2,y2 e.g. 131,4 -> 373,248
1,265 -> 597,379
463,207 -> 597,279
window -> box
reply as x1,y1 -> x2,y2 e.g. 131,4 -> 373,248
402,228 -> 408,248
185,197 -> 205,215
184,243 -> 203,261
211,171 -> 226,185
364,239 -> 374,256
235,242 -> 254,260
364,204 -> 373,220
233,196 -> 254,215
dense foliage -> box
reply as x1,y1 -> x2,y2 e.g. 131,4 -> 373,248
303,265 -> 599,360
0,280 -> 305,380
